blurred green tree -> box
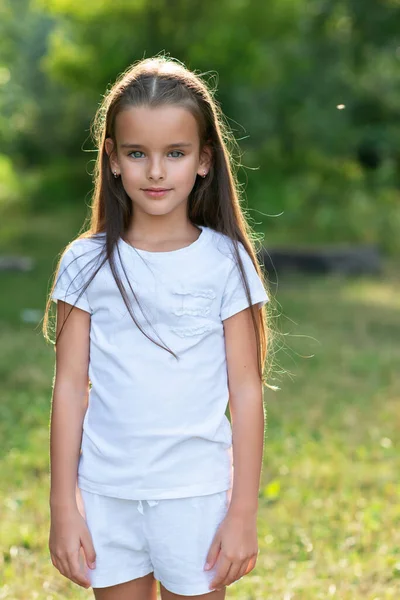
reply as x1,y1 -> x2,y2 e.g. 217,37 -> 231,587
1,0 -> 399,250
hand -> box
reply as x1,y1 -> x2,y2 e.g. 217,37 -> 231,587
49,505 -> 96,588
204,509 -> 259,591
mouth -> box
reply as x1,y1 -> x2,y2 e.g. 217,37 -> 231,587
141,188 -> 172,198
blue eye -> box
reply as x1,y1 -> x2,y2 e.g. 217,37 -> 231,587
128,150 -> 184,159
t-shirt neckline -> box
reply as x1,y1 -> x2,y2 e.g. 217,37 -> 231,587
118,225 -> 208,259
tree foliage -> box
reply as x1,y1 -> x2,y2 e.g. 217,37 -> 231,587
1,0 -> 400,250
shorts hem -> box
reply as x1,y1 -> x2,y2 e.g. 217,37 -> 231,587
90,565 -> 154,589
157,575 -> 220,596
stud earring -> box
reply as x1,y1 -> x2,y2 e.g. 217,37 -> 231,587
113,170 -> 119,178
202,171 -> 207,178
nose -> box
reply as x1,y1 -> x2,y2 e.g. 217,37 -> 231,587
146,156 -> 165,181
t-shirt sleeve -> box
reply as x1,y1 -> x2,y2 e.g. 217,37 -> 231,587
50,243 -> 92,314
220,243 -> 269,321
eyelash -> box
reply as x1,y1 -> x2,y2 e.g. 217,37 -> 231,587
128,151 -> 185,159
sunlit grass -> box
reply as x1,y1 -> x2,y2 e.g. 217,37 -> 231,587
1,207 -> 399,599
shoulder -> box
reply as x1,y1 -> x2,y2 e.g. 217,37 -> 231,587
56,233 -> 106,279
60,233 -> 106,261
207,228 -> 253,266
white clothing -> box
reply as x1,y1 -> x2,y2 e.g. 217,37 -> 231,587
79,487 -> 231,593
51,225 -> 269,500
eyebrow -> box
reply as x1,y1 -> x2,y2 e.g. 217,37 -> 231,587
120,142 -> 193,149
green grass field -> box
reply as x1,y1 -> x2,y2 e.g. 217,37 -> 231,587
1,204 -> 399,599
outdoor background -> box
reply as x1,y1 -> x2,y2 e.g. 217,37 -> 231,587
1,0 -> 399,598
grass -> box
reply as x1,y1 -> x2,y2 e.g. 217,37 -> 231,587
0,202 -> 399,599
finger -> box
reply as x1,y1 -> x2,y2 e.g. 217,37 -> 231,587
50,552 -> 59,570
244,554 -> 257,574
78,546 -> 93,586
204,537 -> 222,571
209,555 -> 231,591
234,559 -> 251,583
64,553 -> 77,583
57,555 -> 72,581
216,562 -> 242,588
81,532 -> 96,570
66,551 -> 91,588
51,553 -> 65,579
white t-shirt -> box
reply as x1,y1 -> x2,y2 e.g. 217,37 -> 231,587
51,225 -> 269,500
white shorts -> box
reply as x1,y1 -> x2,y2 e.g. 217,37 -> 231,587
79,487 -> 232,595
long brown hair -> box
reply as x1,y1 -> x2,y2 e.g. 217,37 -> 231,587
43,55 -> 276,389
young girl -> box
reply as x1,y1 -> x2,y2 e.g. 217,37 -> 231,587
44,56 -> 272,600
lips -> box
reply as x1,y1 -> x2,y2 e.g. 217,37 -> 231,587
142,188 -> 172,198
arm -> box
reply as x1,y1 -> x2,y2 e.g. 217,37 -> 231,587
205,306 -> 265,592
49,300 -> 95,588
50,300 -> 90,510
224,306 -> 265,518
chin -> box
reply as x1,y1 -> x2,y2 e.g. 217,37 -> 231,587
134,203 -> 176,217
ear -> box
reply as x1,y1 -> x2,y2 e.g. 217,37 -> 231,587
105,137 -> 120,176
197,143 -> 212,178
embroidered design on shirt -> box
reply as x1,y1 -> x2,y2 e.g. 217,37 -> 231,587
172,306 -> 211,317
171,287 -> 216,300
170,323 -> 213,338
169,285 -> 216,336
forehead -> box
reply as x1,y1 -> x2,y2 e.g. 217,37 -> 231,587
115,105 -> 199,147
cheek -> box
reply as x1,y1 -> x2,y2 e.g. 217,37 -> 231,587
174,159 -> 198,183
120,166 -> 143,188
120,159 -> 138,175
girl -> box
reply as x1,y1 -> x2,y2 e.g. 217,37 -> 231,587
43,56 -> 273,600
